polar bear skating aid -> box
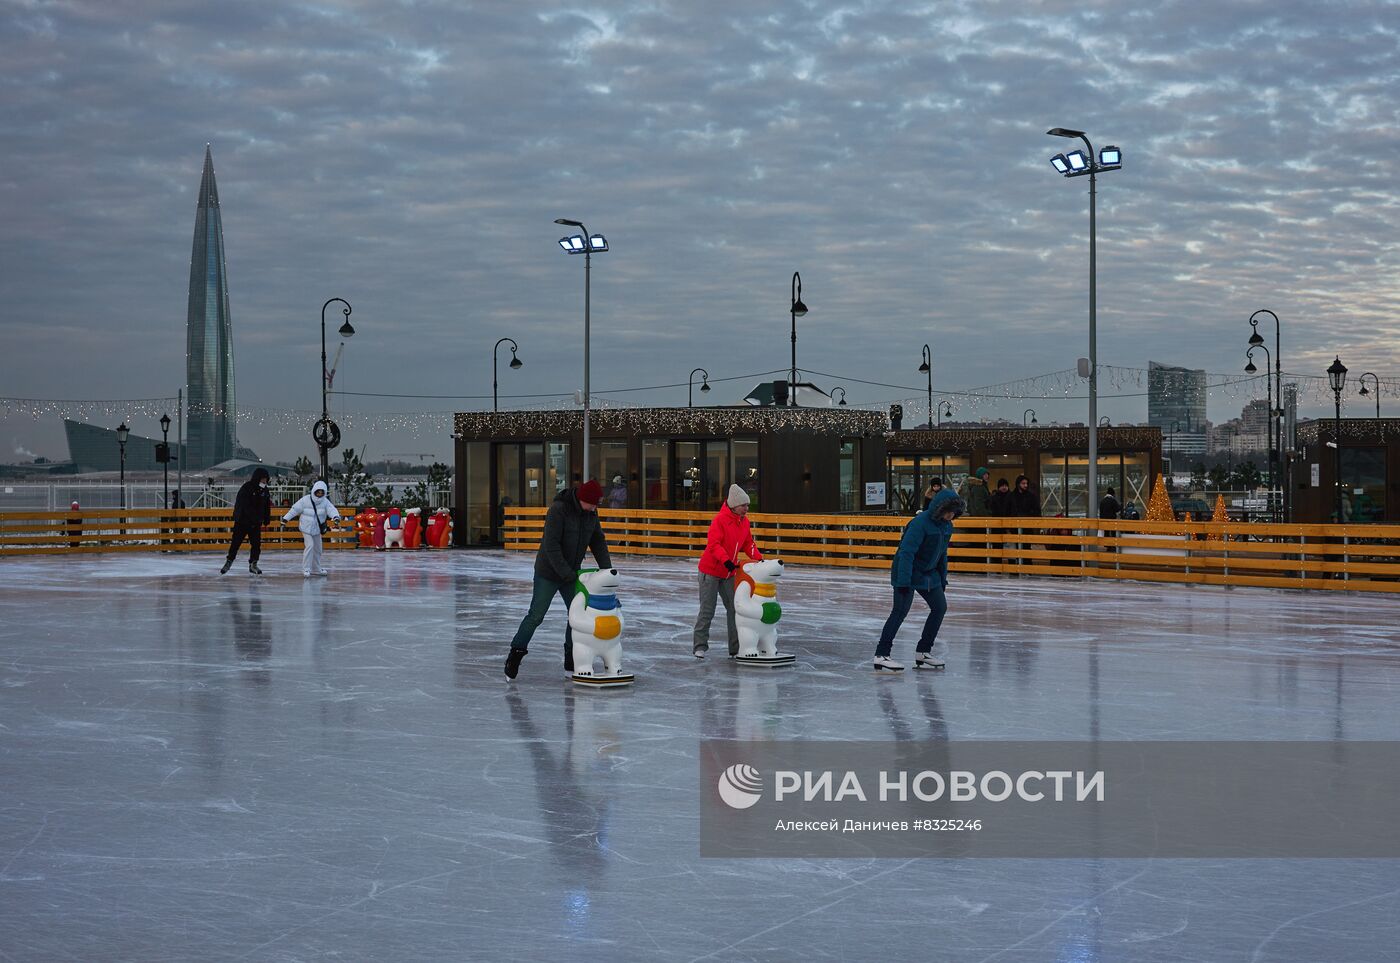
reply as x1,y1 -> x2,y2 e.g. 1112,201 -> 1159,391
382,507 -> 405,549
568,568 -> 635,687
733,559 -> 794,667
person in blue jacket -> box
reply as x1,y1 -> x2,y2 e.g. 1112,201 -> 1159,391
873,487 -> 965,672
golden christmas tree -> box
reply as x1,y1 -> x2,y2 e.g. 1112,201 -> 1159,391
1211,493 -> 1228,524
1146,475 -> 1176,522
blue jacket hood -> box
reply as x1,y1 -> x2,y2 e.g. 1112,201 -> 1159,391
926,488 -> 965,521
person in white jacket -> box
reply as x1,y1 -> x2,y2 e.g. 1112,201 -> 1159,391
282,480 -> 342,577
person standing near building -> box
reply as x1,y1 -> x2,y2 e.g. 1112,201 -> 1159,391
1011,475 -> 1041,517
921,478 -> 944,511
505,479 -> 612,680
873,488 -> 965,671
692,484 -> 763,659
1099,486 -> 1121,520
958,467 -> 990,516
282,480 -> 341,578
607,474 -> 628,509
988,478 -> 1013,516
221,467 -> 271,575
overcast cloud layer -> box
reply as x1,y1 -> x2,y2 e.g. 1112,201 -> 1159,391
2,0 -> 1398,462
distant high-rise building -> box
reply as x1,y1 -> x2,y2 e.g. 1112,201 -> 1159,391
1148,361 -> 1207,455
185,145 -> 237,470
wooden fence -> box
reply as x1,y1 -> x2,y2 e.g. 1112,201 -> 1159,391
0,508 -> 359,556
503,508 -> 1400,594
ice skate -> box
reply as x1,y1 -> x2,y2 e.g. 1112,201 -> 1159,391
914,652 -> 945,670
219,559 -> 232,574
248,562 -> 263,576
873,656 -> 905,672
504,647 -> 526,680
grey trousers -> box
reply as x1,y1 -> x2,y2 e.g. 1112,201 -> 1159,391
692,573 -> 739,656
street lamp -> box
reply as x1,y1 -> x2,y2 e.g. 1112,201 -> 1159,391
1328,357 -> 1348,523
831,386 -> 848,406
788,271 -> 807,406
937,401 -> 953,427
115,421 -> 129,509
556,218 -> 608,481
1245,344 -> 1274,514
1248,309 -> 1283,519
493,337 -> 522,412
1358,372 -> 1380,419
689,367 -> 711,407
318,298 -> 354,482
1048,127 -> 1121,517
1099,416 -> 1111,427
919,345 -> 933,427
1023,409 -> 1038,427
159,412 -> 172,509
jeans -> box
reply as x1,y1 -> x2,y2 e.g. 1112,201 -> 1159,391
509,575 -> 575,664
692,573 -> 739,656
875,584 -> 947,658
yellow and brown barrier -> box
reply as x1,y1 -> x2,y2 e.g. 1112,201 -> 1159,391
503,508 -> 1400,594
0,508 -> 359,556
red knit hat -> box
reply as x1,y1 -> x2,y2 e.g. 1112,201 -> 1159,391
578,480 -> 604,505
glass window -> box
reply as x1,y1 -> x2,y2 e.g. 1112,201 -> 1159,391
733,438 -> 759,510
1096,454 -> 1123,513
705,440 -> 729,511
984,453 -> 1022,493
1066,454 -> 1090,517
675,441 -> 702,511
1040,452 -> 1067,517
522,443 -> 546,508
1123,452 -> 1150,517
889,455 -> 919,513
643,439 -> 670,508
547,443 -> 570,499
464,441 -> 492,544
839,440 -> 861,512
588,439 -> 629,493
938,455 -> 970,500
1340,447 -> 1386,522
495,444 -> 521,536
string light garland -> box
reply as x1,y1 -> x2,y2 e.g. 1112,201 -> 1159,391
453,406 -> 888,439
886,425 -> 1162,451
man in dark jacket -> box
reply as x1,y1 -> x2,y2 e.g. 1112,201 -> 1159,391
1099,487 -> 1122,519
505,479 -> 613,679
1010,475 -> 1041,516
873,488 -> 965,672
221,467 -> 271,575
988,478 -> 1013,516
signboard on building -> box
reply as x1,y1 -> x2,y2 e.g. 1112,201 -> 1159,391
864,482 -> 886,506
1311,464 -> 1320,487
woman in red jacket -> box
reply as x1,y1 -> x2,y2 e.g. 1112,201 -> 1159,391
692,485 -> 763,658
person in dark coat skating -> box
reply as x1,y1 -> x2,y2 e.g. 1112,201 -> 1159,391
221,467 -> 271,575
505,479 -> 613,679
873,488 -> 965,672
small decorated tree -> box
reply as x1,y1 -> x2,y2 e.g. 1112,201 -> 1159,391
1211,493 -> 1228,524
1146,475 -> 1176,523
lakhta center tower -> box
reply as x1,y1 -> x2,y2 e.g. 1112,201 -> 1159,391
185,144 -> 236,470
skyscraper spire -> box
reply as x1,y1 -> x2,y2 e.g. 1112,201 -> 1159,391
185,144 -> 237,469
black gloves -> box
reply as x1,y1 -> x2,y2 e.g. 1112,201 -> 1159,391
724,560 -> 737,572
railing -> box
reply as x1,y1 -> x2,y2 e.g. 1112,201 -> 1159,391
0,508 -> 360,556
502,508 -> 1400,594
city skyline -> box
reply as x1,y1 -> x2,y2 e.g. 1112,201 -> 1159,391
2,2 -> 1397,464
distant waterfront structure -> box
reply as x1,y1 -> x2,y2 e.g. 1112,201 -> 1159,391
185,144 -> 238,470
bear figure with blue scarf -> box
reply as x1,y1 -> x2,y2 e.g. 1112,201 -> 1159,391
568,567 -> 634,686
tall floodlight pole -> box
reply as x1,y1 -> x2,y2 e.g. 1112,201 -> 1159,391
556,219 -> 608,482
1048,129 -> 1121,517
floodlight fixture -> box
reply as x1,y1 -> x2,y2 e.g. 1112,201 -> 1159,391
1050,154 -> 1070,174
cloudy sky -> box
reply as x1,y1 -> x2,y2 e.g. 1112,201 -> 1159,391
2,0 -> 1398,463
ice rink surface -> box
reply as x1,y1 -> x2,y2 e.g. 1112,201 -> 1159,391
2,549 -> 1399,962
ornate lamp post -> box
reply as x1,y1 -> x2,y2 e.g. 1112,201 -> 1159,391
1023,409 -> 1038,427
1358,372 -> 1380,419
831,386 -> 848,406
1245,344 -> 1274,515
317,298 -> 354,482
788,272 -> 807,406
919,345 -> 933,427
116,422 -> 129,509
493,338 -> 522,412
689,368 -> 711,407
937,401 -> 953,427
159,412 -> 171,509
1328,357 -> 1348,523
1248,310 -> 1283,519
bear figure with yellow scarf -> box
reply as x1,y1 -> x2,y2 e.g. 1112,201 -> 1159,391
568,567 -> 634,687
733,559 -> 794,667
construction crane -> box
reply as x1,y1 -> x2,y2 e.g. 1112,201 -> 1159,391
387,453 -> 437,463
324,341 -> 346,390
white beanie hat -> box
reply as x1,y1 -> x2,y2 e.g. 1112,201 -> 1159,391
727,484 -> 750,508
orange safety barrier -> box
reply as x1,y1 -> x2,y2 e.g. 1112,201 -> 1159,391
0,508 -> 360,556
501,508 -> 1400,594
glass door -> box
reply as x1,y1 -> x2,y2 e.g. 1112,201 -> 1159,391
674,441 -> 702,511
